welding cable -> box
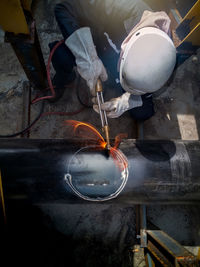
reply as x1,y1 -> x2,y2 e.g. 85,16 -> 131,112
0,100 -> 45,138
31,40 -> 64,104
33,39 -> 91,107
0,39 -> 89,138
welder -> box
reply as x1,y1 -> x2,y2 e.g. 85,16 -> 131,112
50,0 -> 176,121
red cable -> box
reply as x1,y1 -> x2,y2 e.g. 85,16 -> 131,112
26,38 -> 89,135
31,39 -> 86,116
0,39 -> 87,138
32,40 -> 64,104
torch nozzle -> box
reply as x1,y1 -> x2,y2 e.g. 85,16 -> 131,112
104,125 -> 111,150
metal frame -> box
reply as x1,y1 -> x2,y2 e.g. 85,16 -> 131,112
0,1 -> 47,89
170,0 -> 200,52
137,205 -> 199,266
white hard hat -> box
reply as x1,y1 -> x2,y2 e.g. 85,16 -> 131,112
120,27 -> 176,95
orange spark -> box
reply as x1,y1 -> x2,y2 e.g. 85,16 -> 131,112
65,120 -> 106,147
65,120 -> 128,171
110,147 -> 128,172
114,133 -> 128,149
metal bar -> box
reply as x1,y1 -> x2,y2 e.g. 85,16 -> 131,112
146,230 -> 198,266
180,0 -> 200,30
100,92 -> 108,126
96,92 -> 105,128
176,0 -> 200,46
178,22 -> 200,47
140,205 -> 147,248
0,0 -> 30,34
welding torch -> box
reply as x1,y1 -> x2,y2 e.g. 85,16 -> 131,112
95,79 -> 111,150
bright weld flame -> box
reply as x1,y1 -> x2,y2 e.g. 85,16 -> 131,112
65,120 -> 128,172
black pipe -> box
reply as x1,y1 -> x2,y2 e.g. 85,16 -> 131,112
0,139 -> 200,204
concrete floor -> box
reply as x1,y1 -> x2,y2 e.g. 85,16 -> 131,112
0,0 -> 200,266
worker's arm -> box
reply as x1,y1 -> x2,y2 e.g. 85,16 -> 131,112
93,92 -> 142,118
55,2 -> 108,96
65,27 -> 107,96
54,2 -> 80,39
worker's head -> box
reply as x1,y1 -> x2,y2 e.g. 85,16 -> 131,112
120,27 -> 176,95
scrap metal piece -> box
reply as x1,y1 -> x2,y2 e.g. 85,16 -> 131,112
146,230 -> 199,266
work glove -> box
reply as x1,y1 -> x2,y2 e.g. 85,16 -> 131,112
65,27 -> 108,96
93,92 -> 143,118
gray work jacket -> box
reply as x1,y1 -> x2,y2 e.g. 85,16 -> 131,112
55,0 -> 151,86
55,0 -> 151,51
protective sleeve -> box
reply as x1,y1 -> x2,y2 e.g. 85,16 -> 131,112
54,2 -> 80,39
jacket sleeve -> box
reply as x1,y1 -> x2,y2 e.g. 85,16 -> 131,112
104,0 -> 152,31
54,2 -> 80,39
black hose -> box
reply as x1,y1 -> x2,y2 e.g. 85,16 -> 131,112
0,101 -> 45,138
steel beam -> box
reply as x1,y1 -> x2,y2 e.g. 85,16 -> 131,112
145,230 -> 198,266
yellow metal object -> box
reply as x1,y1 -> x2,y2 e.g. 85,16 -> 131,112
21,0 -> 32,11
0,0 -> 32,34
182,0 -> 200,31
180,23 -> 200,46
177,0 -> 200,47
96,79 -> 103,93
198,247 -> 200,261
0,170 -> 6,224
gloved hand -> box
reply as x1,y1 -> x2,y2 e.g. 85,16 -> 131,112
93,92 -> 143,118
65,27 -> 108,96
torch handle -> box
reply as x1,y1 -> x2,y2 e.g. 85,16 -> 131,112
95,79 -> 111,149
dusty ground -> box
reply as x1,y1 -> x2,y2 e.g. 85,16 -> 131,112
0,1 -> 200,266
144,53 -> 200,140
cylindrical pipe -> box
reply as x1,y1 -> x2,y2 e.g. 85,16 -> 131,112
0,139 -> 200,204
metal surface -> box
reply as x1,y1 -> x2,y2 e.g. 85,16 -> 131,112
175,0 -> 200,48
104,125 -> 111,149
0,0 -> 30,34
1,139 -> 200,204
146,230 -> 198,266
64,145 -> 128,201
96,92 -> 105,127
140,205 -> 147,248
175,0 -> 198,17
